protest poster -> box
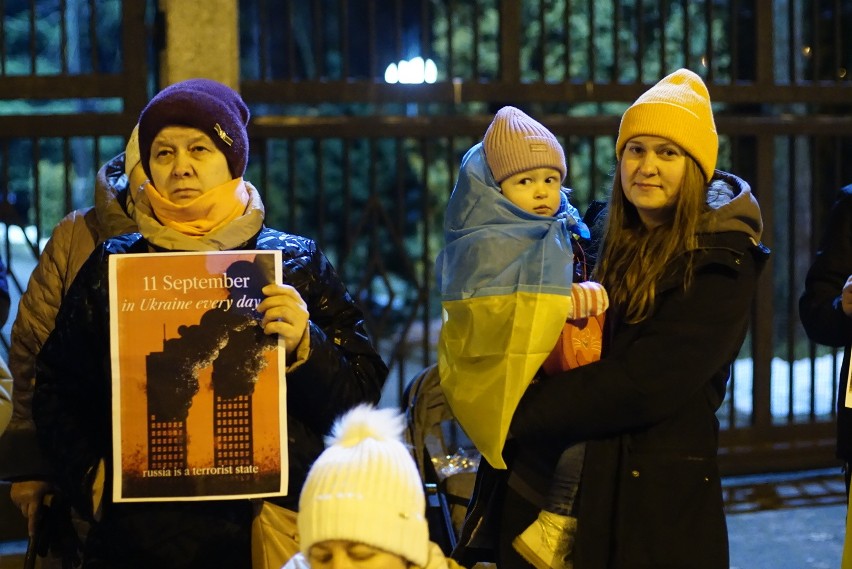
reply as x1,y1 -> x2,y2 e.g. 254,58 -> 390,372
108,250 -> 287,502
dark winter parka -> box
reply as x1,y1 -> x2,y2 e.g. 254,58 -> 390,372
458,171 -> 769,569
799,185 -> 852,462
32,223 -> 388,566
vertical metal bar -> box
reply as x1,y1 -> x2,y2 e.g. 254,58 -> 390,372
564,0 -> 572,81
806,132 -> 819,421
1,138 -> 9,300
29,0 -> 37,74
659,0 -> 667,75
752,133 -> 775,430
635,0 -> 644,80
313,139 -> 323,246
89,0 -> 98,72
834,0 -> 842,81
704,0 -> 713,80
590,135 -> 598,209
788,0 -> 796,83
0,140 -> 7,218
313,0 -> 323,79
0,0 -> 6,75
59,0 -> 68,74
32,138 -> 41,248
786,135 -> 796,423
682,0 -> 690,70
287,1 -> 296,80
394,137 -> 404,239
394,0 -> 403,69
539,0 -> 546,82
611,0 -> 620,81
727,359 -> 737,428
499,0 -> 521,83
342,138 -> 352,266
831,133 -> 841,416
256,0 -> 269,80
730,0 -> 739,80
447,0 -> 456,79
340,0 -> 349,78
472,0 -> 480,78
63,137 -> 72,214
420,0 -> 431,64
755,0 -> 774,87
368,0 -> 377,78
121,0 -> 147,118
419,137 -> 431,369
287,139 -> 296,230
811,0 -> 820,81
587,0 -> 595,82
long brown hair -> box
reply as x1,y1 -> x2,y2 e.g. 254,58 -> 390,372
593,156 -> 707,323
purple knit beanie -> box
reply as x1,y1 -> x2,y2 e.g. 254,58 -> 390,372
138,78 -> 250,180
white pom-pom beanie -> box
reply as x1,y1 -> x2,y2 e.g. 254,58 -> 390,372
297,404 -> 429,567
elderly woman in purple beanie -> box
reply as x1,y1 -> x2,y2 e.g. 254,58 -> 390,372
31,79 -> 388,569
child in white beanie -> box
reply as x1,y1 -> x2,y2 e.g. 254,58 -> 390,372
283,404 -> 464,569
437,106 -> 609,569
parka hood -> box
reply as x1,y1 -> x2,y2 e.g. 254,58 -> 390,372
699,169 -> 763,244
94,152 -> 139,237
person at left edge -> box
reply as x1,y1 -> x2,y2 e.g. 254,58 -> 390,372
31,78 -> 389,569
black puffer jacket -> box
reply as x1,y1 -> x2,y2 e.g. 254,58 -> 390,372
32,228 -> 388,567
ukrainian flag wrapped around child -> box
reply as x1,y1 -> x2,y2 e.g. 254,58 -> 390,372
436,107 -> 607,469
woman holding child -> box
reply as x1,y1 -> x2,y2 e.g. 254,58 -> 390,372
456,69 -> 769,569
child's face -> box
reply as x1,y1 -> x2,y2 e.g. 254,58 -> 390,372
499,167 -> 563,216
308,540 -> 409,569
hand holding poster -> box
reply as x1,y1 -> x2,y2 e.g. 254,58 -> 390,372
109,250 -> 287,502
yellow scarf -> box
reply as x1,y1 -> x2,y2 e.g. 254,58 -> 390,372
144,178 -> 250,237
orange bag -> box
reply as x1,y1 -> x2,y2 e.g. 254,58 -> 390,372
541,313 -> 605,376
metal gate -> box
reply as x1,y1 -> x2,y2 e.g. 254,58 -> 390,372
239,0 -> 852,475
0,0 -> 149,351
2,0 -> 852,475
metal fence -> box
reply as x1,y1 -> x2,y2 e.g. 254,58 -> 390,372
0,0 -> 148,352
240,0 -> 852,475
1,0 -> 852,474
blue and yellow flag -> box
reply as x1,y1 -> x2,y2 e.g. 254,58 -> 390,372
436,143 -> 586,469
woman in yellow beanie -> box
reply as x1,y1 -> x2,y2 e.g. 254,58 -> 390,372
455,69 -> 770,569
283,404 -> 463,569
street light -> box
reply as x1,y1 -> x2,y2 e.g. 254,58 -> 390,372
384,57 -> 438,84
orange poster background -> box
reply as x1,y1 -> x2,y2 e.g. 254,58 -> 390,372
110,250 -> 285,500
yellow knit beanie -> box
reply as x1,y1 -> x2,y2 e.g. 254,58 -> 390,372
615,68 -> 718,182
483,106 -> 566,183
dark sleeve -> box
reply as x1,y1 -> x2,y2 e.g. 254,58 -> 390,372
799,186 -> 852,348
285,243 -> 388,435
511,246 -> 762,443
32,245 -> 112,519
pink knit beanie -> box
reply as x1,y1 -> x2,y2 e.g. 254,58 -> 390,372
483,106 -> 566,183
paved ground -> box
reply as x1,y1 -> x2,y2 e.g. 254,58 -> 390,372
725,468 -> 846,568
728,503 -> 844,568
